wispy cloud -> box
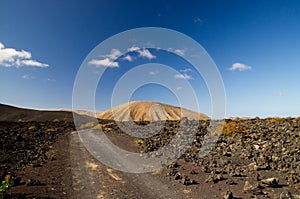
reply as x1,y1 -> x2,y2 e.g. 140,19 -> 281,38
176,86 -> 182,90
89,46 -> 156,67
138,48 -> 156,59
89,58 -> 119,67
89,49 -> 122,68
123,55 -> 133,62
174,49 -> 185,56
149,71 -> 158,75
174,73 -> 193,80
167,48 -> 186,56
102,49 -> 122,60
21,74 -> 34,79
128,46 -> 156,60
194,17 -> 203,24
20,60 -> 48,67
0,42 -> 49,67
46,78 -> 56,82
180,68 -> 193,73
229,62 -> 252,71
128,45 -> 140,52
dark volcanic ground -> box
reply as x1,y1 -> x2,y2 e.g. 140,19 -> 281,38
0,118 -> 299,198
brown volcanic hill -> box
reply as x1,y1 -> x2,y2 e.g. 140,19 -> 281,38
61,109 -> 96,117
0,103 -> 91,122
97,101 -> 209,121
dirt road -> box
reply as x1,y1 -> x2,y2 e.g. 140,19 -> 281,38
69,131 -> 191,199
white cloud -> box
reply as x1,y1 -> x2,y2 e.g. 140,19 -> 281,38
167,48 -> 186,56
20,59 -> 48,67
174,73 -> 193,80
90,46 -> 156,66
138,49 -> 156,59
128,45 -> 140,52
103,49 -> 122,60
127,46 -> 156,60
180,68 -> 193,73
21,74 -> 34,79
0,42 -> 49,67
88,58 -> 119,67
174,49 -> 185,56
176,86 -> 182,90
89,49 -> 122,68
123,55 -> 133,62
149,71 -> 158,75
229,62 -> 252,71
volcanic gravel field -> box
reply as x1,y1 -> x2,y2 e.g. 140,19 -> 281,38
0,118 -> 299,198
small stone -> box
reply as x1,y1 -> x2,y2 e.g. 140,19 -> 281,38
174,173 -> 182,180
27,179 -> 45,186
167,161 -> 179,169
167,169 -> 178,176
279,191 -> 293,199
216,174 -> 224,181
244,180 -> 259,192
12,176 -> 22,186
226,179 -> 237,185
205,174 -> 213,183
248,162 -> 258,171
181,176 -> 189,185
261,177 -> 279,188
223,191 -> 234,199
205,173 -> 224,184
190,170 -> 198,174
180,176 -> 197,186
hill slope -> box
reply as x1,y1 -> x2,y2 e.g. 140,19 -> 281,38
97,101 -> 209,121
0,103 -> 89,122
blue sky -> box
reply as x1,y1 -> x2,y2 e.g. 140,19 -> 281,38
1,0 -> 300,118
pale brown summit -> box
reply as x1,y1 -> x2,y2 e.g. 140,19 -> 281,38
97,101 -> 209,121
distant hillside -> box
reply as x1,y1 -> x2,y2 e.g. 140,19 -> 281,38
0,103 -> 90,122
61,109 -> 96,117
97,101 -> 209,121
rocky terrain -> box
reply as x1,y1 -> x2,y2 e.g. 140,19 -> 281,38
98,118 -> 300,198
0,121 -> 71,174
0,111 -> 299,198
0,121 -> 75,198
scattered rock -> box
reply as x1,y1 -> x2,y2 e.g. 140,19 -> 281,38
27,179 -> 45,186
248,162 -> 258,171
223,191 -> 234,199
205,173 -> 224,184
180,176 -> 197,186
279,191 -> 293,199
261,177 -> 279,188
0,121 -> 75,174
167,161 -> 180,169
244,180 -> 259,192
12,176 -> 22,186
229,167 -> 243,177
226,179 -> 237,185
190,170 -> 198,175
1,118 -> 299,197
174,172 -> 182,180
